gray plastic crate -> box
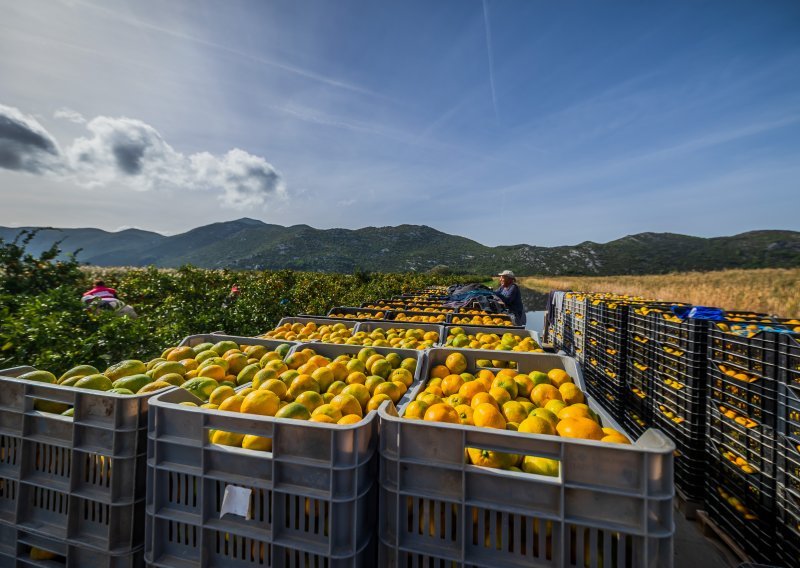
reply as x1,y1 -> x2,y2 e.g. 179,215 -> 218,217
439,325 -> 542,349
287,342 -> 427,408
0,525 -> 144,567
0,366 -> 170,555
378,348 -> 675,568
353,320 -> 445,340
144,384 -> 380,566
327,306 -> 389,321
178,333 -> 296,351
386,310 -> 449,324
256,317 -> 358,343
447,312 -> 522,329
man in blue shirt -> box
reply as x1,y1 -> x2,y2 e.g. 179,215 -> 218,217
495,270 -> 526,326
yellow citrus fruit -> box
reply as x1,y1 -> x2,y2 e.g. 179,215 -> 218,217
310,414 -> 337,423
469,391 -> 498,410
442,374 -> 465,396
458,381 -> 487,402
367,393 -> 392,412
342,384 -> 371,409
559,383 -> 585,405
430,365 -> 450,379
557,404 -> 593,421
330,393 -> 363,417
454,404 -> 474,425
423,403 -> 460,424
548,369 -> 572,387
445,353 -> 468,374
242,435 -> 272,451
338,414 -> 362,425
208,385 -> 236,406
556,417 -> 604,440
602,433 -> 632,444
521,456 -> 559,476
489,386 -> 512,406
294,391 -> 324,413
531,384 -> 563,407
501,401 -> 528,424
198,364 -> 226,381
472,403 -> 507,429
241,390 -> 280,416
373,381 -> 403,403
404,400 -> 429,419
218,395 -> 245,413
518,416 -> 555,435
211,430 -> 245,447
259,378 -> 288,399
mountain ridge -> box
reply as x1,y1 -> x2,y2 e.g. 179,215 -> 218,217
1,220 -> 798,275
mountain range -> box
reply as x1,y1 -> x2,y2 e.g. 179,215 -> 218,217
2,219 -> 799,275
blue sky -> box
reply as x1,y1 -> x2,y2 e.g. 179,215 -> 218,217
0,0 -> 798,246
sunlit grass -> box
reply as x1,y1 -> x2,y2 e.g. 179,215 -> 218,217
518,268 -> 800,317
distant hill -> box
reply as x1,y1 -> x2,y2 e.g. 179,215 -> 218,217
2,220 -> 799,275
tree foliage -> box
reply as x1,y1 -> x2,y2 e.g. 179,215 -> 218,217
0,232 -> 469,373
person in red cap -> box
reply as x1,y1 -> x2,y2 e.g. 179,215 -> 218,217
495,270 -> 526,325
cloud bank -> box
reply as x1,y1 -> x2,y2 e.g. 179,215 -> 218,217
1,103 -> 285,209
0,104 -> 63,174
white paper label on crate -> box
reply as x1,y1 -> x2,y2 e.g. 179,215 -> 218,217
220,485 -> 252,519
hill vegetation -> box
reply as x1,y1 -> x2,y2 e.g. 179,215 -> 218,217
2,220 -> 798,275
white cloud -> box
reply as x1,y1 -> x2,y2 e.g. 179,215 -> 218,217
53,107 -> 86,124
0,104 -> 63,174
1,102 -> 286,210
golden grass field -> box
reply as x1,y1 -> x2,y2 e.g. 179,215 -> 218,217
518,268 -> 800,317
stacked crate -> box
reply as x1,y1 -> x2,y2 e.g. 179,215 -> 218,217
624,305 -> 669,441
651,311 -> 710,504
704,315 -> 786,564
584,297 -> 629,423
777,331 -> 800,566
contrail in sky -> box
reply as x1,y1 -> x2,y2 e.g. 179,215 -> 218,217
482,0 -> 498,119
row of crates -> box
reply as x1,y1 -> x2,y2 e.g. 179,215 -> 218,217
0,288 -> 676,567
550,290 -> 800,566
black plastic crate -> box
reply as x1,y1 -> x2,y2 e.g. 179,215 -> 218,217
708,321 -> 786,375
655,313 -> 710,354
708,363 -> 778,428
704,459 -> 777,564
778,434 -> 800,499
709,403 -> 776,469
629,334 -> 652,362
708,417 -> 776,488
778,521 -> 800,568
626,356 -> 652,401
586,299 -> 629,331
651,406 -> 705,458
778,379 -> 800,447
652,373 -> 705,427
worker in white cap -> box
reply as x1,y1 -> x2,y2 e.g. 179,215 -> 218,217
495,270 -> 526,325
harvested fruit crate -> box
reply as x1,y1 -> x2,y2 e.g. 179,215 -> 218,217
778,333 -> 800,440
707,322 -> 785,429
144,387 -> 381,567
327,306 -> 389,320
387,310 -> 449,324
704,458 -> 776,564
0,365 -> 170,559
0,524 -> 143,567
777,433 -> 800,568
378,348 -> 675,568
440,325 -> 541,352
259,316 -> 355,343
447,312 -> 519,328
354,320 -> 444,336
